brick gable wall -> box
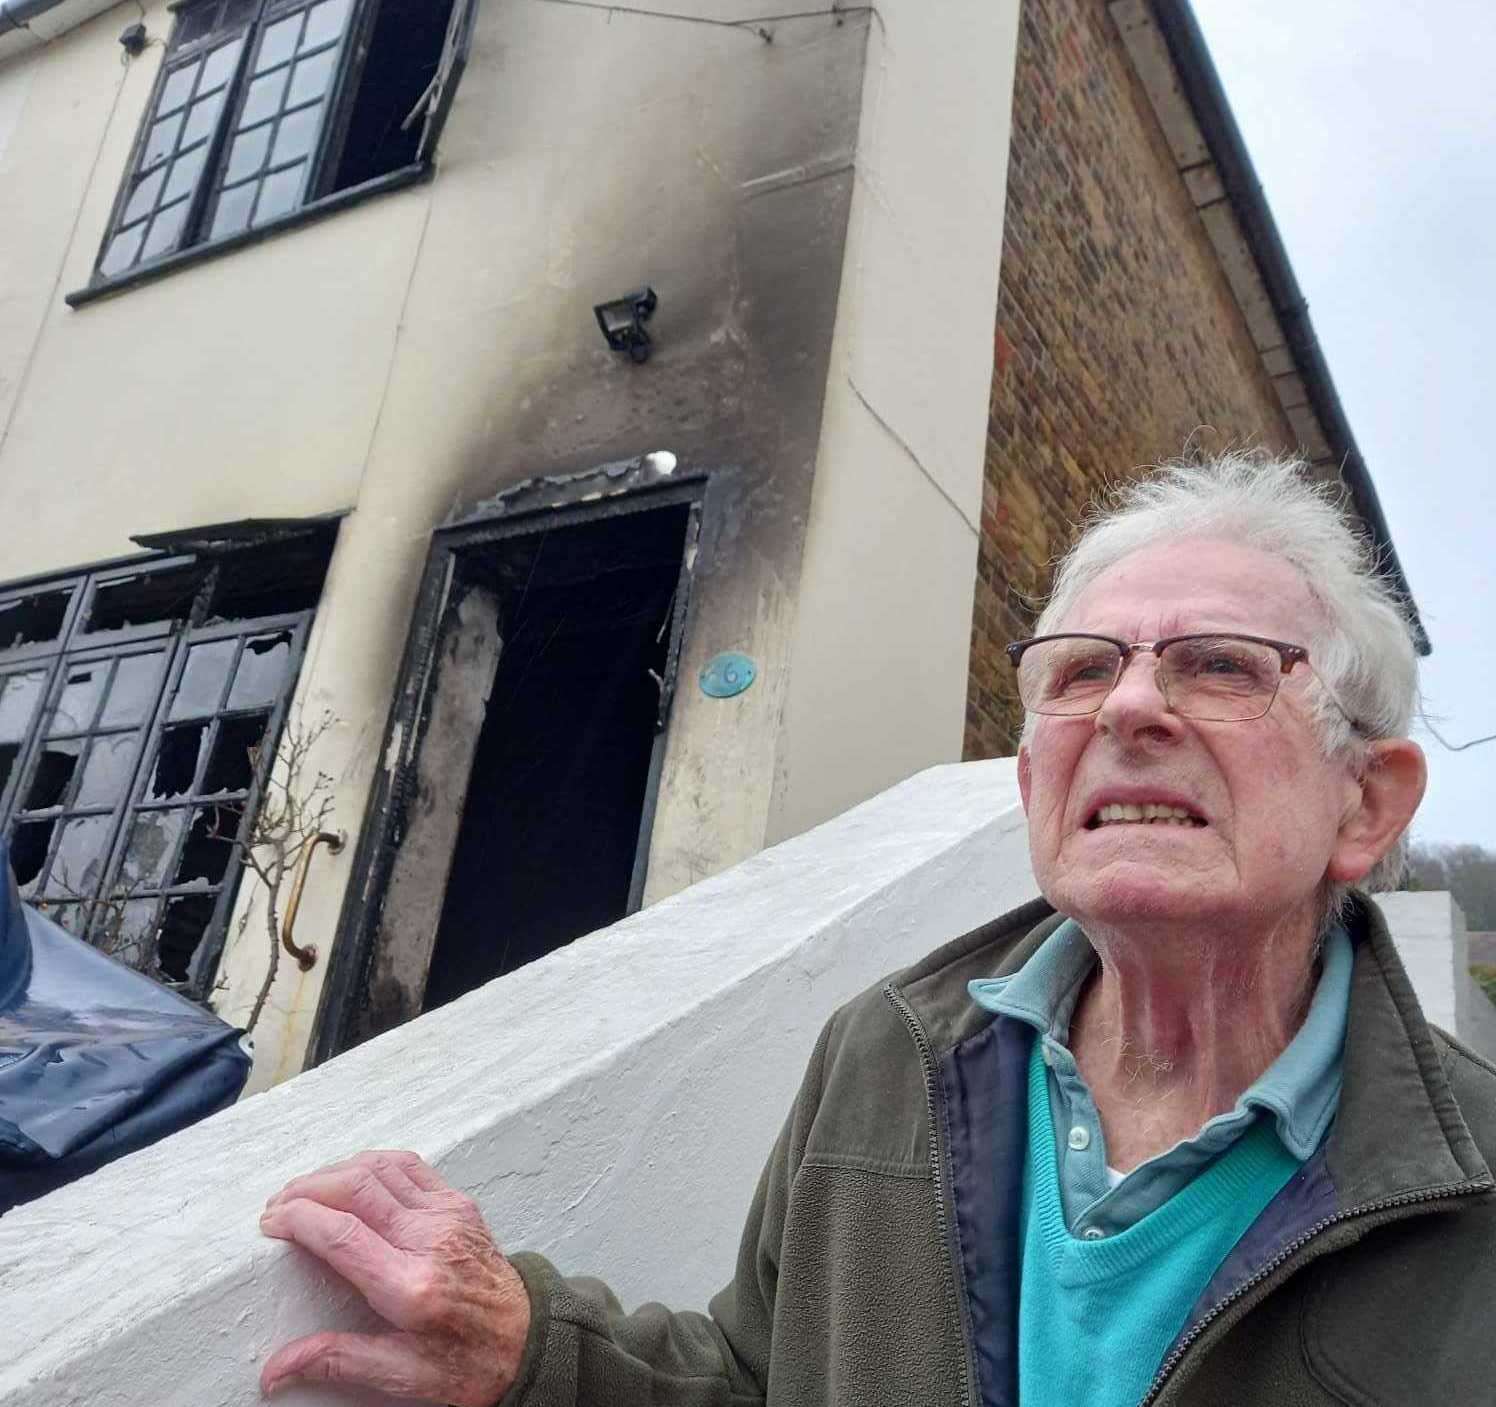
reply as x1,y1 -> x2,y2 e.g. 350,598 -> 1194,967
965,0 -> 1296,758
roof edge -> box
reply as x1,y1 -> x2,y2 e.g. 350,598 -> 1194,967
0,0 -> 59,32
0,0 -> 131,61
1148,0 -> 1429,653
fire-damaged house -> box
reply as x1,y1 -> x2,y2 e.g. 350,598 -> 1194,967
0,0 -> 1422,1093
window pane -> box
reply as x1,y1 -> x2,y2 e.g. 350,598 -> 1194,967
287,46 -> 336,106
271,102 -> 321,166
100,651 -> 167,728
99,225 -> 146,278
143,110 -> 185,169
97,896 -> 161,971
159,893 -> 217,982
11,818 -> 54,893
24,740 -> 82,811
301,0 -> 351,50
45,901 -> 86,937
252,162 -> 306,224
256,14 -> 303,73
0,671 -> 46,743
50,665 -> 106,734
174,3 -> 219,47
170,640 -> 236,719
158,61 -> 201,118
225,125 -> 271,184
181,89 -> 227,149
162,144 -> 209,205
121,808 -> 188,888
0,589 -> 70,649
202,711 -> 269,794
240,67 -> 289,127
141,199 -> 191,261
199,37 -> 244,95
150,721 -> 208,799
0,743 -> 18,802
47,814 -> 113,898
177,805 -> 239,885
210,180 -> 257,238
89,564 -> 206,634
229,632 -> 292,710
122,163 -> 167,226
74,734 -> 139,809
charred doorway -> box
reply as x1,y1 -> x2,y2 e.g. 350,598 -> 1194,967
320,484 -> 700,1054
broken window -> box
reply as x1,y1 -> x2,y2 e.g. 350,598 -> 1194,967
0,539 -> 331,996
88,566 -> 207,635
0,589 -> 73,652
91,0 -> 473,285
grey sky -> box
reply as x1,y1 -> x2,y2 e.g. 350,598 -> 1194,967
1192,0 -> 1496,851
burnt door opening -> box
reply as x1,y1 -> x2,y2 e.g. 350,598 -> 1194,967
417,501 -> 693,1012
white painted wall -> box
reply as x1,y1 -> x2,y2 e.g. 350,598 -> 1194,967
1374,889 -> 1494,1057
0,759 -> 1487,1405
0,759 -> 1037,1406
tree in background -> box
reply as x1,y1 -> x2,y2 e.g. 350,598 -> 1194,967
1406,843 -> 1496,930
1408,842 -> 1496,1007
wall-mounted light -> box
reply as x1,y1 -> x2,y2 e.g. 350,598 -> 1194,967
594,287 -> 658,364
119,21 -> 148,56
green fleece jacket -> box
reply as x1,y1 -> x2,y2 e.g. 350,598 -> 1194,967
500,894 -> 1496,1406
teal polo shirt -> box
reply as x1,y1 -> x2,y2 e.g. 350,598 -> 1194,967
968,917 -> 1353,1236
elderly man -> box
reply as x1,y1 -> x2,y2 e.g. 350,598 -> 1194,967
259,455 -> 1496,1405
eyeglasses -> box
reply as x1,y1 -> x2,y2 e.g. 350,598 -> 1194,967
1004,632 -> 1311,722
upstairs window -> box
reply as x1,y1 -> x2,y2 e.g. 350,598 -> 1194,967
92,0 -> 474,284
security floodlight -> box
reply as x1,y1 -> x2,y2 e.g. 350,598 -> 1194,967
594,287 -> 658,364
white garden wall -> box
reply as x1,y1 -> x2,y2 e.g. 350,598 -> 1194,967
1376,889 -> 1496,1062
0,760 -> 1486,1406
0,759 -> 1037,1407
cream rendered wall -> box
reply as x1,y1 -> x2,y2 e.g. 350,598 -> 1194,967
0,2 -> 879,1084
768,0 -> 1023,843
0,60 -> 32,166
0,5 -> 130,447
0,0 -> 1022,1083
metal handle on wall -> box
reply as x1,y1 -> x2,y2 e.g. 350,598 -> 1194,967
282,830 -> 346,971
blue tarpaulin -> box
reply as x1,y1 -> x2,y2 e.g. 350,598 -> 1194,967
0,840 -> 251,1213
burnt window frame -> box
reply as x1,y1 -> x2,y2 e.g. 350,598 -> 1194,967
308,471 -> 708,1065
0,540 -> 328,1000
71,0 -> 478,306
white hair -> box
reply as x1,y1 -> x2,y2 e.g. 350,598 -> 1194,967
1025,451 -> 1421,896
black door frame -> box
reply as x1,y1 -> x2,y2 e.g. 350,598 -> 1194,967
309,472 -> 706,1064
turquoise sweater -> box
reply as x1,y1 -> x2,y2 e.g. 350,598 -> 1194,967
1019,1039 -> 1301,1406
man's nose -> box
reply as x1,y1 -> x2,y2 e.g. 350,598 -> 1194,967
1094,651 -> 1182,740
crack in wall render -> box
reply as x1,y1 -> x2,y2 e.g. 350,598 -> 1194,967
845,376 -> 978,537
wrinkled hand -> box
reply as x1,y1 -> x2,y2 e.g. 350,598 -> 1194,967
259,1150 -> 531,1405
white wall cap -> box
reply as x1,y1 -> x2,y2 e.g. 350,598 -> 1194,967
1376,889 -> 1469,1040
1375,889 -> 1466,943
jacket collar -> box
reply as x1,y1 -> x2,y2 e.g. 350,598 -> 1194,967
1326,894 -> 1491,1204
892,892 -> 1492,1207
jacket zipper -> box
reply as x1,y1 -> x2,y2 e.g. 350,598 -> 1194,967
1138,1179 -> 1493,1406
884,984 -> 976,1407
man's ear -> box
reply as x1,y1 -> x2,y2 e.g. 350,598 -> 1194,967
1327,738 -> 1427,886
1018,743 -> 1033,815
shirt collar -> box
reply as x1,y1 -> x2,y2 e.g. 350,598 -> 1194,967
968,917 -> 1354,1159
